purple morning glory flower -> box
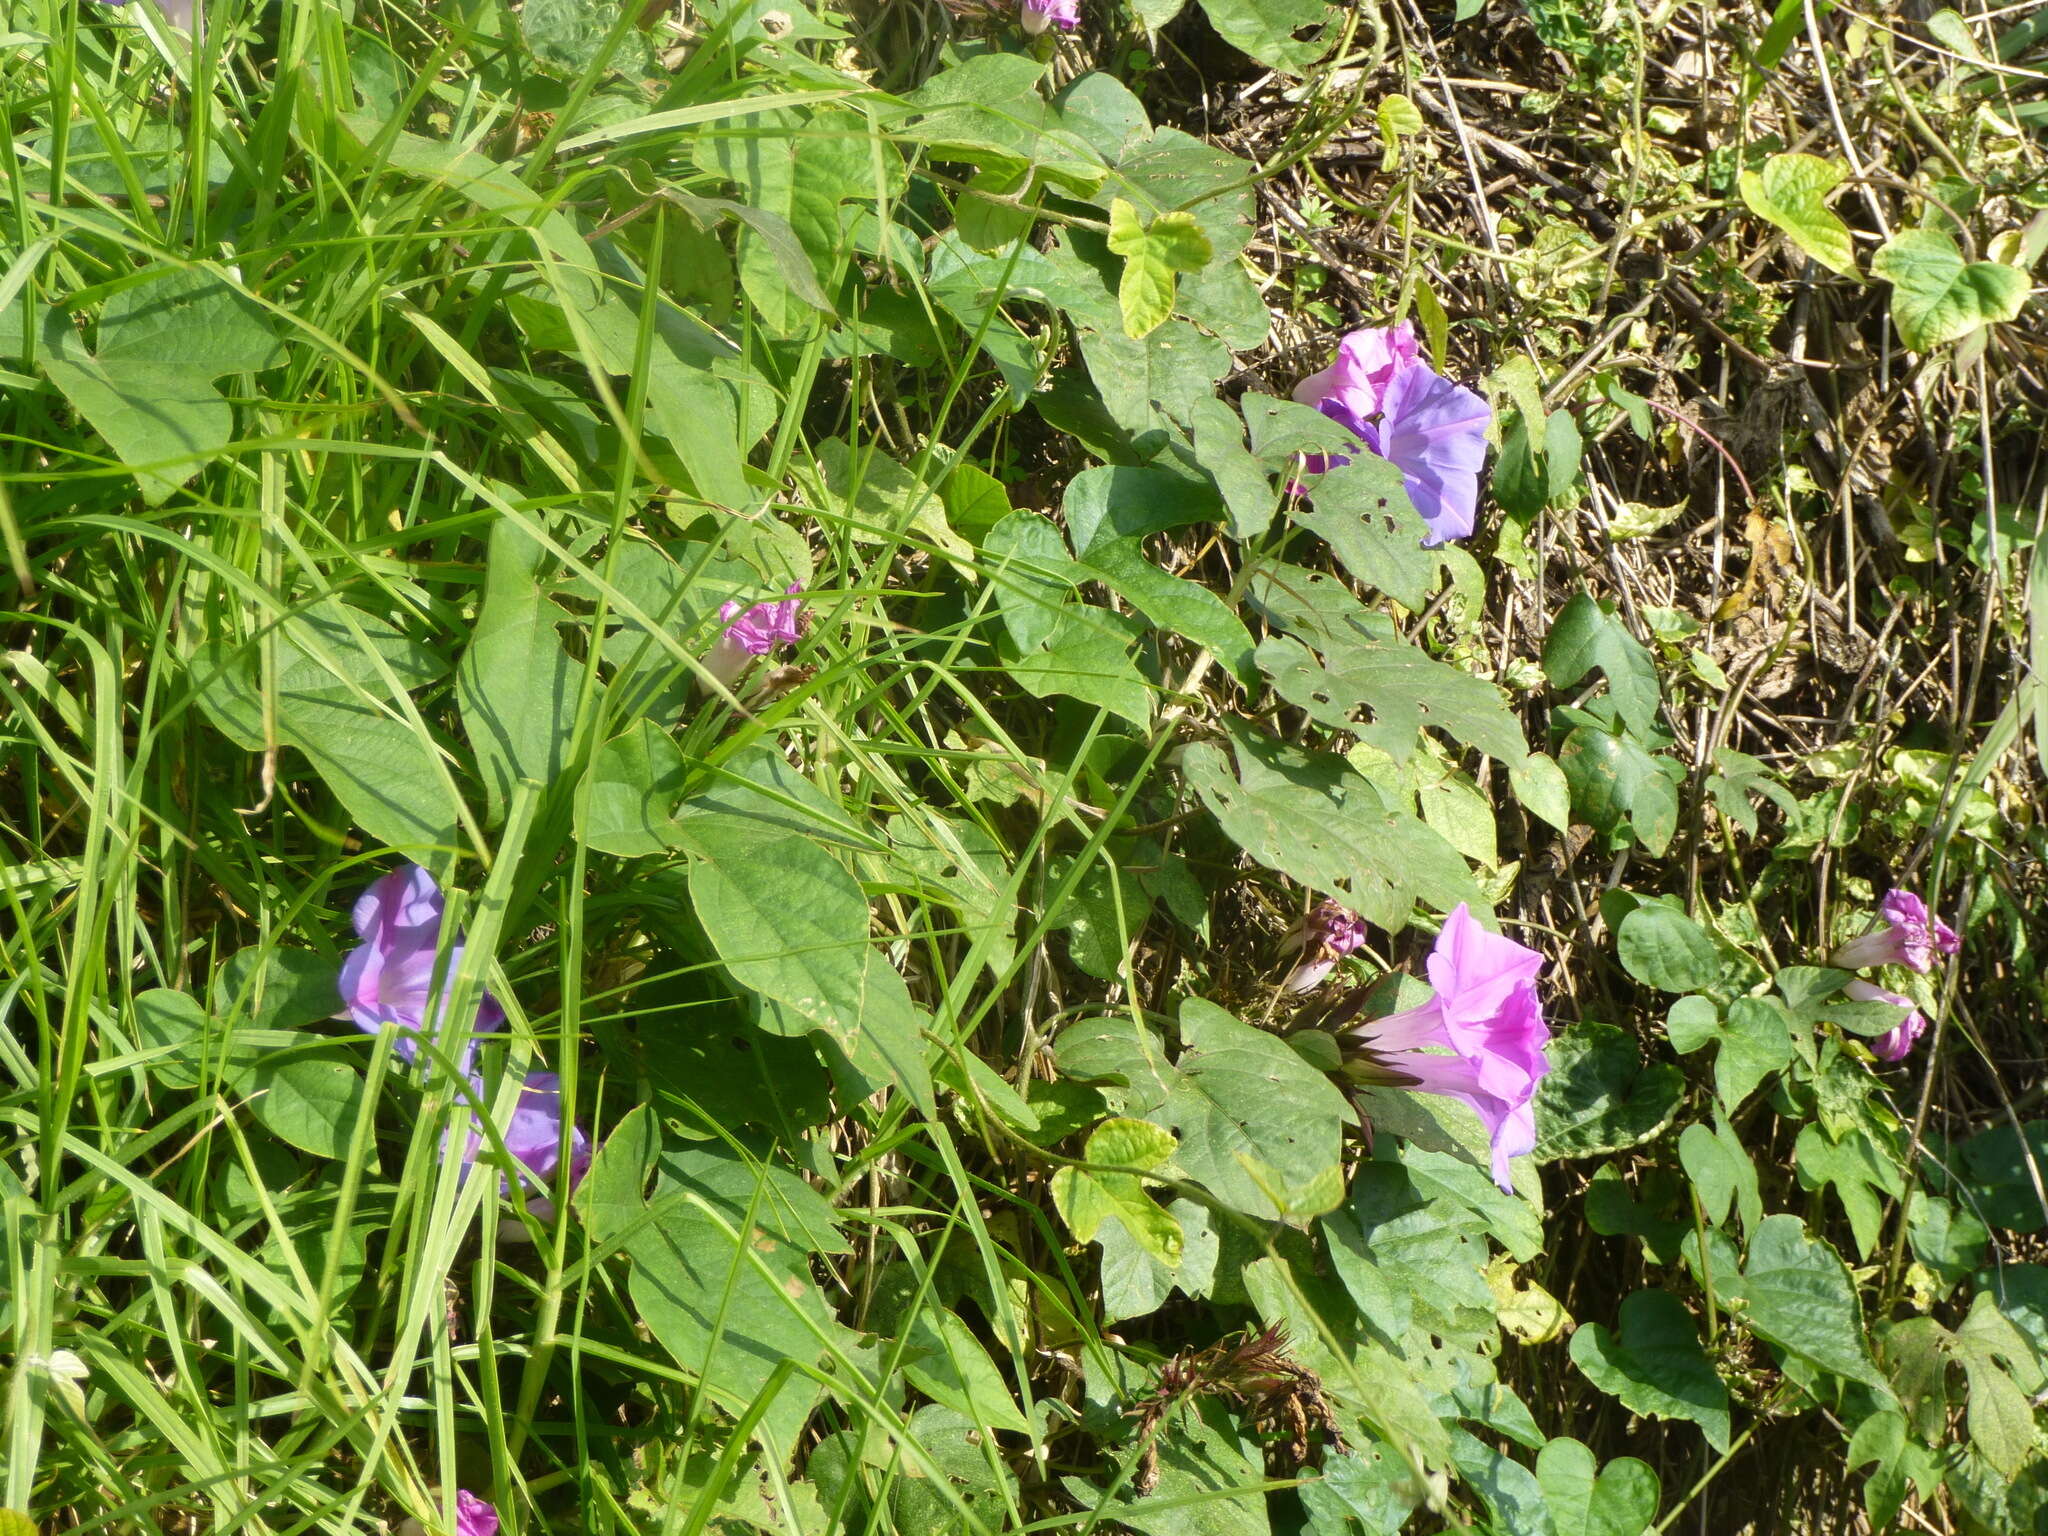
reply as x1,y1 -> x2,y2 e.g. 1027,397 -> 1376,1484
703,583 -> 805,689
337,866 -> 503,1067
1845,979 -> 1928,1063
461,1071 -> 594,1232
1828,889 -> 1960,975
1292,323 -> 1492,545
1337,904 -> 1551,1191
1282,899 -> 1370,993
1019,0 -> 1079,32
455,1493 -> 498,1536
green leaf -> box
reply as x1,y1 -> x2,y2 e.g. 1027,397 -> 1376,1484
1558,720 -> 1681,855
1107,198 -> 1214,339
985,510 -> 1077,654
1872,228 -> 2030,350
522,0 -> 638,73
1064,464 -> 1222,554
1006,605 -> 1156,729
1666,996 -> 1793,1112
236,1050 -> 368,1160
582,720 -> 689,858
97,267 -> 285,374
1679,1119 -> 1762,1234
1183,723 -> 1484,934
1510,751 -> 1574,834
1725,1214 -> 1892,1393
1375,94 -> 1424,171
1079,537 -> 1258,687
1193,0 -> 1330,72
1616,905 -> 1720,992
1795,1123 -> 1903,1259
1958,1352 -> 2040,1478
626,1141 -> 850,1459
1290,456 -> 1445,612
38,339 -> 229,506
458,518 -> 578,826
1532,1021 -> 1685,1160
685,817 -> 934,1115
1161,1000 -> 1351,1220
1254,626 -> 1529,769
1536,1438 -> 1661,1536
1569,1289 -> 1732,1452
1050,1117 -> 1185,1265
1738,153 -> 1860,277
1543,592 -> 1661,737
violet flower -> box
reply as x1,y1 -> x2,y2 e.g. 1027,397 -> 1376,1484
1292,322 -> 1492,545
1281,899 -> 1370,993
1336,904 -> 1550,1191
337,866 -> 502,1067
1019,0 -> 1080,32
1845,979 -> 1928,1063
462,1071 -> 594,1233
1828,889 -> 1960,975
455,1494 -> 498,1536
703,583 -> 805,690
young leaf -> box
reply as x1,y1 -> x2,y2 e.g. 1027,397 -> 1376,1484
1738,153 -> 1860,277
1106,198 -> 1214,339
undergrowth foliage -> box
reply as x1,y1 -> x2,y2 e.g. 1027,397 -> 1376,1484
2,0 -> 2047,1532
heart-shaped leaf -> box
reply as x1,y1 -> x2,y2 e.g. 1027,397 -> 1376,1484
1738,153 -> 1859,277
1872,228 -> 2029,350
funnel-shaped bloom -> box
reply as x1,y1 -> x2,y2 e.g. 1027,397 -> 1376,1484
703,583 -> 805,689
1281,899 -> 1370,993
1846,979 -> 1928,1063
1293,323 -> 1491,544
455,1495 -> 498,1536
1338,905 -> 1550,1191
1020,0 -> 1079,30
337,866 -> 502,1066
1829,889 -> 1959,975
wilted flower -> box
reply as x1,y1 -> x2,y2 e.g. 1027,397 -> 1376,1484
1019,0 -> 1079,32
1336,904 -> 1550,1191
703,583 -> 805,689
1828,889 -> 1959,975
1292,322 -> 1492,545
455,1493 -> 498,1536
1845,979 -> 1928,1063
1281,899 -> 1369,992
463,1071 -> 594,1233
337,865 -> 502,1067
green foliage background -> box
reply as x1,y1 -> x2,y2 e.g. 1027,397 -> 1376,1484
2,0 -> 2046,1531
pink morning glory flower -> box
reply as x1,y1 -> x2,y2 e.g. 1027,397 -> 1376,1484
1020,0 -> 1079,32
1292,322 -> 1492,545
1281,899 -> 1370,993
1845,979 -> 1928,1063
1828,889 -> 1960,975
703,583 -> 805,689
337,866 -> 502,1067
1337,904 -> 1550,1191
455,1493 -> 498,1536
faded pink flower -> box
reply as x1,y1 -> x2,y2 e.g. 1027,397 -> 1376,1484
1846,979 -> 1928,1063
455,1493 -> 497,1536
1281,899 -> 1370,993
337,866 -> 502,1067
1829,889 -> 1960,975
1020,0 -> 1079,31
703,583 -> 805,689
1338,905 -> 1550,1191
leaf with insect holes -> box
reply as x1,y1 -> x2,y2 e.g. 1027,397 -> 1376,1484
1872,228 -> 2029,350
1107,198 -> 1213,338
1738,153 -> 1859,278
